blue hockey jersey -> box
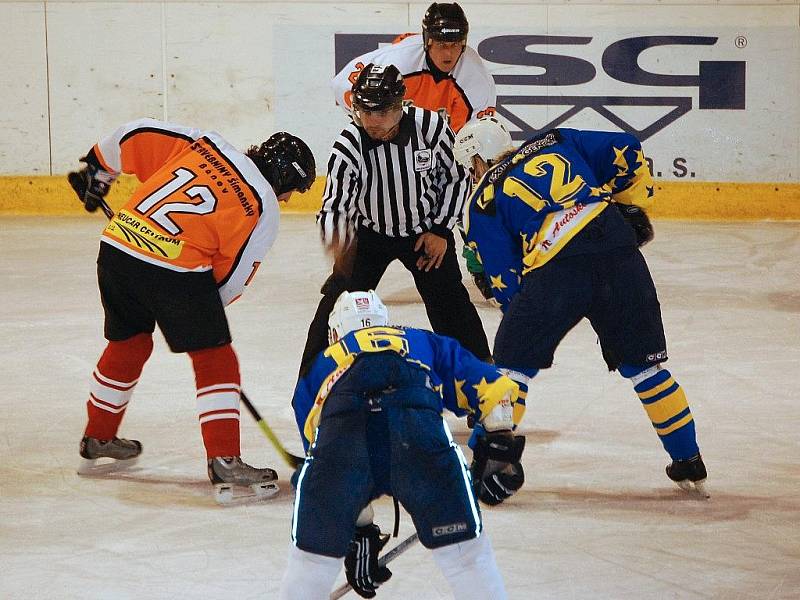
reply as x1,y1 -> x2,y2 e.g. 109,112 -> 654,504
292,326 -> 522,450
463,128 -> 655,307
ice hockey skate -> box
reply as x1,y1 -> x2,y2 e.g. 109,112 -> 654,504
77,435 -> 142,475
666,453 -> 709,498
207,456 -> 279,505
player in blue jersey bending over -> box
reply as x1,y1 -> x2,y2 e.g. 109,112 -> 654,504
453,117 -> 708,500
279,290 -> 522,599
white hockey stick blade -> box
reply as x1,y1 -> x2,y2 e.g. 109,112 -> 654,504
330,532 -> 420,599
212,481 -> 280,506
77,456 -> 140,476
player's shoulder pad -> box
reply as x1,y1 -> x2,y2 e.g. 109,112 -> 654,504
457,45 -> 493,79
370,35 -> 426,74
484,129 -> 564,189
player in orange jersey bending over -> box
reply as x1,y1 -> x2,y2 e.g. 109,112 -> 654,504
68,118 -> 315,504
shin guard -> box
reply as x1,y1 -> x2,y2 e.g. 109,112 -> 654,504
189,344 -> 241,458
84,333 -> 154,440
620,364 -> 699,460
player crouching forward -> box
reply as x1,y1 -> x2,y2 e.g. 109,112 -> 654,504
454,117 -> 708,497
279,291 -> 521,599
70,118 -> 316,504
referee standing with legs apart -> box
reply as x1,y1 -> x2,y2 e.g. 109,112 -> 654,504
297,63 -> 491,374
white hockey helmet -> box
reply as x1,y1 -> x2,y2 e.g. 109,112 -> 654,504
328,290 -> 389,344
453,116 -> 514,169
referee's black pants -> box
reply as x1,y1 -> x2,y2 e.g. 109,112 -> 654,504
298,226 -> 491,375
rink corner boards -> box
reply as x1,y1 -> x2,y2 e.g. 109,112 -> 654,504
1,175 -> 799,220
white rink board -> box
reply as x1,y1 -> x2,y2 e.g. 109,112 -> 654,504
0,2 -> 798,182
0,3 -> 50,174
46,1 -> 165,174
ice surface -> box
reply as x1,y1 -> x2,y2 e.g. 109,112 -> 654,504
1,216 -> 798,599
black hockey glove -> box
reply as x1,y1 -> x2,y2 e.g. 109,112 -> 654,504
471,432 -> 526,506
67,160 -> 116,218
615,203 -> 654,247
344,523 -> 392,598
472,271 -> 494,301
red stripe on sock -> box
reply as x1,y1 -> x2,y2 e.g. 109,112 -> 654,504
196,386 -> 240,398
93,372 -> 137,391
89,393 -> 129,411
198,408 -> 241,420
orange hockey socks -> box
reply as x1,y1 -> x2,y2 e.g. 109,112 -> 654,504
84,333 -> 154,440
189,344 -> 241,459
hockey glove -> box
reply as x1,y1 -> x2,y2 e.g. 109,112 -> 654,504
615,203 -> 654,247
471,432 -> 526,506
67,160 -> 117,218
461,244 -> 483,274
472,271 -> 495,301
344,523 -> 392,598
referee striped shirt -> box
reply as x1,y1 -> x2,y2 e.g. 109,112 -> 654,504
319,106 -> 470,243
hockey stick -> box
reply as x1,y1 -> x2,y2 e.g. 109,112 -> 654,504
240,391 -> 304,469
96,197 -> 115,220
67,171 -> 116,219
330,532 -> 420,599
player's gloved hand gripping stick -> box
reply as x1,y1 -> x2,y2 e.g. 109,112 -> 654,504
68,159 -> 116,219
470,387 -> 526,506
330,531 -> 420,599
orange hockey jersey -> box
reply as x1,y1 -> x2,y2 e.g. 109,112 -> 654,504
92,118 -> 279,305
331,34 -> 496,132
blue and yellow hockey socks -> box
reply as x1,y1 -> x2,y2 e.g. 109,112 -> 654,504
619,364 -> 699,461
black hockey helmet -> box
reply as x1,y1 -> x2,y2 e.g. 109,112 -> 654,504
248,132 -> 316,196
422,3 -> 469,46
351,63 -> 406,112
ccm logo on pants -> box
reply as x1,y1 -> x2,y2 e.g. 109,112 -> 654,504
432,522 -> 468,537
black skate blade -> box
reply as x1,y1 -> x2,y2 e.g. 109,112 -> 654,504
212,481 -> 280,506
77,456 -> 140,476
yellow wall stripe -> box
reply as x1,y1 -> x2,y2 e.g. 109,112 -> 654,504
0,175 -> 326,216
1,176 -> 799,219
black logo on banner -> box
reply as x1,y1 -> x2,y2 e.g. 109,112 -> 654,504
334,34 -> 746,142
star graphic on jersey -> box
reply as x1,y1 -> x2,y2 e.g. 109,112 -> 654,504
613,145 -> 630,175
454,379 -> 470,412
520,233 -> 537,254
635,148 -> 647,168
490,274 -> 507,290
590,186 -> 607,197
472,377 -> 492,413
473,377 -> 516,417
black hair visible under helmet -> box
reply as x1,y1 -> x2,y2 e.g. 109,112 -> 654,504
247,133 -> 316,196
422,3 -> 469,46
351,63 -> 406,112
